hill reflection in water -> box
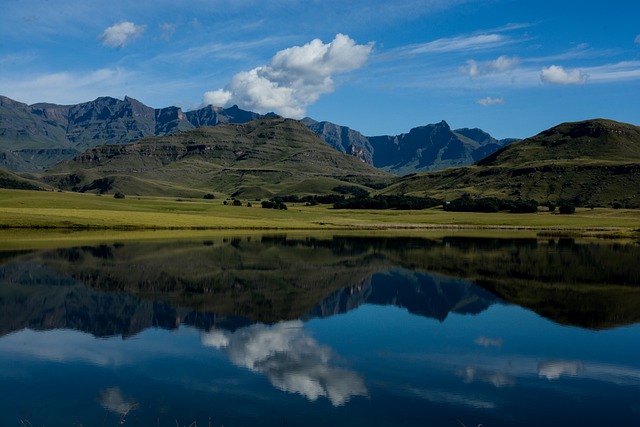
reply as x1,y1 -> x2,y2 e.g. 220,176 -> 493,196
1,234 -> 639,337
1,234 -> 640,426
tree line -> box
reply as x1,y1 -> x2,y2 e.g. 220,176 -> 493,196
260,186 -> 579,214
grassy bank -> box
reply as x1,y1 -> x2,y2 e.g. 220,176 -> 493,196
1,189 -> 639,237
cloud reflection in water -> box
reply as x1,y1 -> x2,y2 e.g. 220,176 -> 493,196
538,360 -> 585,380
457,366 -> 516,387
201,320 -> 367,406
98,387 -> 138,416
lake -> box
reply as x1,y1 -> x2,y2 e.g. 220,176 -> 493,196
1,234 -> 639,426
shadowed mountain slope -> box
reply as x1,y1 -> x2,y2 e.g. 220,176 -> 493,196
304,118 -> 516,174
0,95 -> 266,172
384,119 -> 640,207
43,117 -> 393,198
1,95 -> 515,176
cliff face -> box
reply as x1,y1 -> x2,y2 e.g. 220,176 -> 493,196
0,96 -> 269,172
303,119 -> 374,165
43,117 -> 392,197
1,95 -> 516,175
367,121 -> 513,175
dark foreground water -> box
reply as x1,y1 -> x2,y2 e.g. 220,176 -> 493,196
1,234 -> 639,426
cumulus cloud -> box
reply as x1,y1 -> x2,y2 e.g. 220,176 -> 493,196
201,321 -> 367,406
462,55 -> 520,77
540,65 -> 587,85
488,55 -> 520,72
476,96 -> 504,106
202,34 -> 373,117
99,21 -> 145,48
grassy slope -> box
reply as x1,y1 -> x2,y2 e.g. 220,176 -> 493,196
384,119 -> 640,206
0,168 -> 51,191
44,118 -> 392,198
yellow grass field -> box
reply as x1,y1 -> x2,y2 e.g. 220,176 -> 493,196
1,189 -> 639,248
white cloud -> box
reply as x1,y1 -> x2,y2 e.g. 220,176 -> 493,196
403,34 -> 508,55
464,59 -> 481,77
159,22 -> 177,41
585,61 -> 640,83
99,21 -> 145,48
462,55 -> 520,77
635,35 -> 640,45
477,96 -> 505,106
488,55 -> 520,72
201,320 -> 368,406
202,34 -> 373,117
540,65 -> 587,85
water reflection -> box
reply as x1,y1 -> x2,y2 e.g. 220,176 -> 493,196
538,360 -> 585,380
457,366 -> 517,387
3,234 -> 639,336
1,234 -> 640,426
202,320 -> 367,406
98,387 -> 138,419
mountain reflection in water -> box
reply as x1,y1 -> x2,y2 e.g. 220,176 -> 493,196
1,234 -> 640,426
1,234 -> 639,336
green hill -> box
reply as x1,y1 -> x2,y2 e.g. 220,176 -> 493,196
0,168 -> 49,191
384,119 -> 640,207
44,117 -> 393,198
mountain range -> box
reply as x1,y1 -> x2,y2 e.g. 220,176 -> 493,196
0,95 -> 268,173
2,95 -> 640,207
0,95 -> 514,174
386,118 -> 640,207
44,116 -> 392,198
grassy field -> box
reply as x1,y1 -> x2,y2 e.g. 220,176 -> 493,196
1,189 -> 639,247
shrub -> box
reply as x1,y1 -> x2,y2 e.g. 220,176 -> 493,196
261,200 -> 288,210
203,193 -> 215,200
558,204 -> 575,214
113,192 -> 125,199
509,199 -> 539,213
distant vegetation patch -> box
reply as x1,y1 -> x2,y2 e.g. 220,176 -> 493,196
261,200 -> 288,210
333,194 -> 442,210
271,194 -> 346,206
443,194 -> 539,213
0,177 -> 43,191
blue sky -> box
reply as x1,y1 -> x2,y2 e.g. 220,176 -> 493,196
1,0 -> 639,139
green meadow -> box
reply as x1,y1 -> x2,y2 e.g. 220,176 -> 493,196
1,189 -> 639,249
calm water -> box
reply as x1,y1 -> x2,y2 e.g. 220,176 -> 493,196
1,234 -> 640,426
